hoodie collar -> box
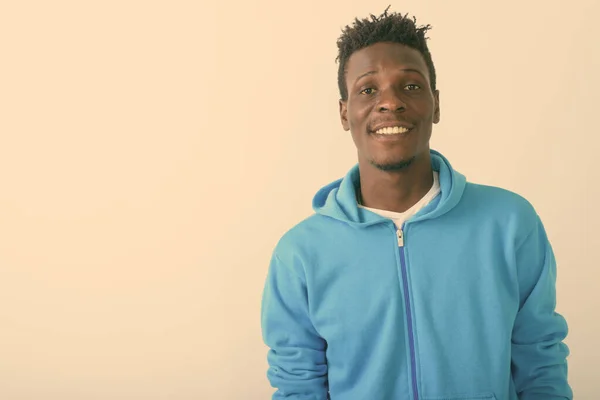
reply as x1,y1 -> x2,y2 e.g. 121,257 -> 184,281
312,149 -> 467,228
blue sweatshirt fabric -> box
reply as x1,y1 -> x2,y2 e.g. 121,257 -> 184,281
261,150 -> 572,400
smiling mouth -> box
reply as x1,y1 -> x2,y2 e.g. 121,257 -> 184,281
371,126 -> 412,135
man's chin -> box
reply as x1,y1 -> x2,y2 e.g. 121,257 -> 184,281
369,156 -> 416,171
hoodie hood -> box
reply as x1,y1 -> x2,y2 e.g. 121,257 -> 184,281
312,149 -> 467,228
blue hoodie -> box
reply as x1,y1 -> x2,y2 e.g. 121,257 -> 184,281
261,150 -> 572,400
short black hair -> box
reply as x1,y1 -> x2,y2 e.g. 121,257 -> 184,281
335,6 -> 436,101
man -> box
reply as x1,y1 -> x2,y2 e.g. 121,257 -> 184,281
261,7 -> 572,400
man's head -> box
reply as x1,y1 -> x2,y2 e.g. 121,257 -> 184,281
336,7 -> 440,172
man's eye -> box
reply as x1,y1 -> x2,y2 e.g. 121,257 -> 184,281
405,84 -> 421,91
360,88 -> 376,95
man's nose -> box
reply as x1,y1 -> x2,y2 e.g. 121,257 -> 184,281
377,89 -> 406,113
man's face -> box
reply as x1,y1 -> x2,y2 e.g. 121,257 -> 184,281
339,42 -> 440,171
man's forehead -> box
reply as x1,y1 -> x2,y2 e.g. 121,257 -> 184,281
346,43 -> 427,75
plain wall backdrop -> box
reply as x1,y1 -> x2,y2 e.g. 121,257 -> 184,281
1,0 -> 598,399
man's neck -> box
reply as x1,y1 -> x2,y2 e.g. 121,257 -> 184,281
358,154 -> 434,213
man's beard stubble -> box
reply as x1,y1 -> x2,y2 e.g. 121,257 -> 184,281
369,156 -> 416,172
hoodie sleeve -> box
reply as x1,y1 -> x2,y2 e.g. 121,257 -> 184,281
511,215 -> 572,399
261,251 -> 329,400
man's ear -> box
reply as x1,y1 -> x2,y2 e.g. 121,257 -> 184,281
433,90 -> 441,124
339,99 -> 350,131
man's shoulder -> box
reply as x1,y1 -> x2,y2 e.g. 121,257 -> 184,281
272,213 -> 338,258
465,181 -> 535,210
463,181 -> 540,229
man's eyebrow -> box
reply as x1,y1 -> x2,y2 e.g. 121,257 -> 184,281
354,71 -> 377,85
353,68 -> 427,86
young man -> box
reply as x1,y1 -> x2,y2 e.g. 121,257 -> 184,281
261,7 -> 572,400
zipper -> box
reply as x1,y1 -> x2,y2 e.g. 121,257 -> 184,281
397,223 -> 419,400
397,228 -> 404,247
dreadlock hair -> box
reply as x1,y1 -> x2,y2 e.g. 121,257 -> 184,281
335,6 -> 436,101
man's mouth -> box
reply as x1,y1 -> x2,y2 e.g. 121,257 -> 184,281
372,126 -> 411,135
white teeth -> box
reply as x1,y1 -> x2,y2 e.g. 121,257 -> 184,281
375,126 -> 409,135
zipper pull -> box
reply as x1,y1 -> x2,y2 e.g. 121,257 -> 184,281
397,228 -> 404,247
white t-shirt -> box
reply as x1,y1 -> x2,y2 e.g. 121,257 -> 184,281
358,171 -> 440,228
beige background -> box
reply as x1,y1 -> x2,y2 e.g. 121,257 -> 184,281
0,0 -> 598,399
